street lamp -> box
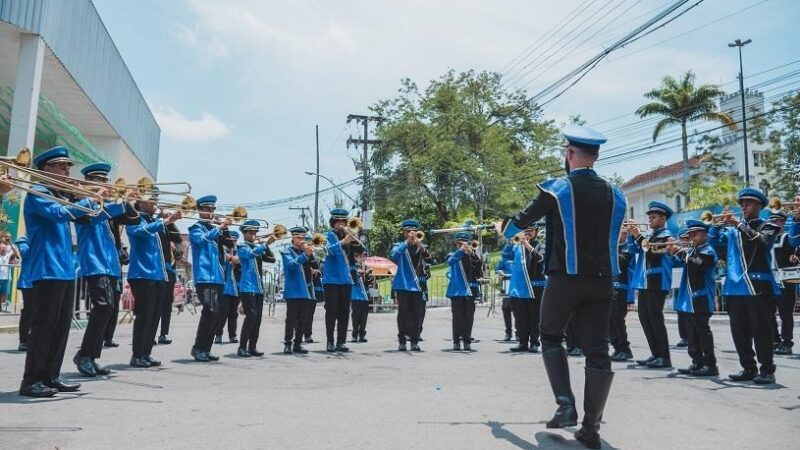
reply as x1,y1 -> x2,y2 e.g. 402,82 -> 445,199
728,38 -> 752,187
304,171 -> 359,205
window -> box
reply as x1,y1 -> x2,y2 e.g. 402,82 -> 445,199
753,152 -> 764,167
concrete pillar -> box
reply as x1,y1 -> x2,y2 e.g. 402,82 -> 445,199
6,33 -> 44,157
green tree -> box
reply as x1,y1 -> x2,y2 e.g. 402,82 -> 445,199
368,70 -> 561,253
635,71 -> 735,205
762,92 -> 800,199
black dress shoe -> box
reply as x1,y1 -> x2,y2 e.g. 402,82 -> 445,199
194,352 -> 210,362
130,356 -> 151,368
326,342 -> 336,352
336,343 -> 350,353
675,339 -> 688,348
410,343 -> 421,352
610,351 -> 626,362
237,347 -> 251,357
247,349 -> 262,357
73,353 -> 97,377
358,337 -> 368,343
191,346 -> 199,357
229,336 -> 239,344
509,345 -> 529,352
305,337 -> 315,344
503,333 -> 512,342
575,427 -> 602,449
729,368 -> 758,382
775,345 -> 793,355
453,342 -> 462,351
158,335 -> 172,345
144,356 -> 161,367
350,337 -> 358,343
567,348 -> 584,357
398,342 -> 408,352
45,378 -> 80,392
214,336 -> 223,345
753,373 -> 776,385
463,342 -> 472,351
19,381 -> 58,398
18,342 -> 28,352
91,360 -> 111,376
293,345 -> 309,354
103,340 -> 119,348
529,346 -> 539,353
418,337 -> 424,342
646,357 -> 672,369
689,365 -> 719,377
678,363 -> 701,375
636,355 -> 656,366
283,344 -> 293,354
207,352 -> 221,361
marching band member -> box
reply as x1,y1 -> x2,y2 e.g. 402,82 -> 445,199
418,261 -> 431,341
669,220 -> 719,376
216,230 -> 241,345
350,251 -> 372,343
16,236 -> 33,352
157,217 -> 183,345
390,219 -> 428,351
709,188 -> 779,384
500,125 -> 626,449
609,230 -> 636,362
280,226 -> 315,355
189,195 -> 230,362
769,209 -> 797,355
447,232 -> 478,351
627,201 -> 676,369
322,208 -> 357,353
126,189 -> 181,368
72,162 -> 135,377
494,255 -> 516,342
105,214 -> 138,348
502,225 -> 545,353
237,221 -> 272,356
18,147 -> 98,397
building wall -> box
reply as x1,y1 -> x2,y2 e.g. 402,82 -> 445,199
718,90 -> 769,188
624,176 -> 683,221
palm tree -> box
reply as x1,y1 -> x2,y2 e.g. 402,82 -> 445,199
635,71 -> 735,206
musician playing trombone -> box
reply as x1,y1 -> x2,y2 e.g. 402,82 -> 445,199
501,224 -> 545,353
447,231 -> 480,352
13,147 -> 103,397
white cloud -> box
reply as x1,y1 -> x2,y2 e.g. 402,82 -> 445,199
153,106 -> 231,143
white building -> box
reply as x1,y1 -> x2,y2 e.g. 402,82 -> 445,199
622,90 -> 768,219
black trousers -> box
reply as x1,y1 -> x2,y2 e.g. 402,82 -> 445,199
285,299 -> 310,344
609,293 -> 630,353
23,280 -> 75,384
324,284 -> 352,344
396,290 -> 423,343
419,299 -> 427,336
637,290 -> 670,359
565,314 -> 581,350
451,296 -> 476,343
18,288 -> 34,344
239,293 -> 264,350
104,281 -> 121,342
677,310 -> 688,340
215,295 -> 240,339
130,279 -> 164,358
684,310 -> 716,366
726,295 -> 775,374
159,273 -> 176,337
303,300 -> 317,339
540,275 -> 613,370
501,297 -> 513,335
512,297 -> 541,347
193,283 -> 223,353
351,301 -> 369,339
78,275 -> 116,359
773,287 -> 796,347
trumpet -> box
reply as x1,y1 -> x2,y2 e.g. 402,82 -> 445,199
311,233 -> 327,247
622,221 -> 649,233
0,148 -> 105,216
512,233 -> 525,244
769,197 -> 799,213
415,230 -> 425,241
641,239 -> 693,253
345,216 -> 365,247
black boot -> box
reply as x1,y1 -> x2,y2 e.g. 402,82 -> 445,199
542,348 -> 578,428
574,367 -> 614,449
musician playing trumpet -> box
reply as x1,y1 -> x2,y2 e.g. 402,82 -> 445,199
322,208 -> 359,353
767,209 -> 798,355
281,226 -> 317,355
390,219 -> 429,351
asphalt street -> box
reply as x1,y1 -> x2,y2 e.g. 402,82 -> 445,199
0,305 -> 797,449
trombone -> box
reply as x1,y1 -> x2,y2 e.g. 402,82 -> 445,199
346,217 -> 366,247
429,223 -> 495,234
640,240 -> 693,254
0,149 -> 104,216
255,224 -> 288,242
768,198 -> 799,213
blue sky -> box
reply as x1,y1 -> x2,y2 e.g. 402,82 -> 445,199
93,0 -> 799,225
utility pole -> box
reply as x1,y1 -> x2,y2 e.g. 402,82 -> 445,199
346,114 -> 384,249
728,38 -> 752,187
289,206 -> 311,230
314,125 -> 320,231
